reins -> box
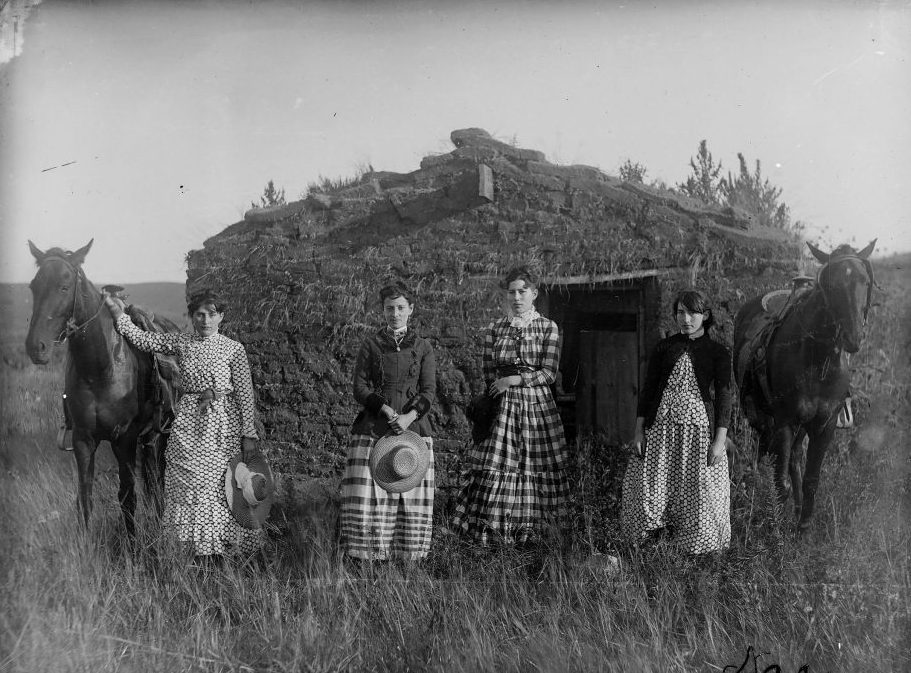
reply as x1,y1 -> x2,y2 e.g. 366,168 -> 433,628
40,255 -> 106,344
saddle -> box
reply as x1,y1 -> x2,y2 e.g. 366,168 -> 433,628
738,286 -> 812,418
739,281 -> 854,428
124,303 -> 182,437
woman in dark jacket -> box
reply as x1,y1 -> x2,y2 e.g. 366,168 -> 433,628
339,282 -> 437,561
621,289 -> 733,554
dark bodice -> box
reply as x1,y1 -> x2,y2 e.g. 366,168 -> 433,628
638,331 -> 733,432
351,328 -> 436,437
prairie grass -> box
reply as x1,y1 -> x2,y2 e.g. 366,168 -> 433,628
1,259 -> 909,672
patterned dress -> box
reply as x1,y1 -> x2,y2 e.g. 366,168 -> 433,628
339,328 -> 436,561
451,314 -> 571,545
115,313 -> 264,556
621,352 -> 731,554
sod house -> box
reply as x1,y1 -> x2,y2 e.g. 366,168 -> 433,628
186,128 -> 802,494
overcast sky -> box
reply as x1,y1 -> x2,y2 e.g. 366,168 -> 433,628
1,0 -> 909,284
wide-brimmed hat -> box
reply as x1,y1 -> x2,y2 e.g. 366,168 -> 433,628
369,431 -> 431,494
224,452 -> 274,529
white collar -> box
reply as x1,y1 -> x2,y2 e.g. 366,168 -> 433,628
509,309 -> 540,329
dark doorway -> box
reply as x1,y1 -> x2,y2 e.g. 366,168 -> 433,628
538,275 -> 660,445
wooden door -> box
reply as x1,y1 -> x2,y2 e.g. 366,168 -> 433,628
576,329 -> 639,444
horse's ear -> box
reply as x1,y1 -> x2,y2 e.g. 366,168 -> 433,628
28,240 -> 45,263
69,239 -> 94,266
806,241 -> 829,264
857,239 -> 877,260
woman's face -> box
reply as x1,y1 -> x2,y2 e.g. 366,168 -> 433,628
507,279 -> 538,315
191,303 -> 224,337
383,295 -> 413,331
675,304 -> 707,338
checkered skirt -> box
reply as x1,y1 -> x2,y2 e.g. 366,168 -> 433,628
339,434 -> 435,560
451,385 -> 570,545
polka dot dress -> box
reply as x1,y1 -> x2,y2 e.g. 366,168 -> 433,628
621,352 -> 730,554
116,314 -> 264,557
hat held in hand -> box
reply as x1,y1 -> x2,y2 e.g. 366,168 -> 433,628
369,430 -> 431,494
224,451 -> 274,529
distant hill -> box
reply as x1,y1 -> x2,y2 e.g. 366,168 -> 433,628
0,281 -> 188,344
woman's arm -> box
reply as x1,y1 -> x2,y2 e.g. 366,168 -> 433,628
402,343 -> 437,420
517,321 -> 560,388
114,313 -> 179,355
481,322 -> 496,386
636,340 -> 665,420
352,339 -> 388,415
229,343 -> 259,439
707,342 -> 733,466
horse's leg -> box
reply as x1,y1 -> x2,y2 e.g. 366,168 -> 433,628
769,424 -> 795,511
112,427 -> 141,539
798,424 -> 835,534
72,429 -> 96,528
141,431 -> 167,518
789,428 -> 807,522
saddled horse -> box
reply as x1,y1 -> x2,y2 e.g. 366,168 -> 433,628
26,240 -> 176,536
734,240 -> 875,533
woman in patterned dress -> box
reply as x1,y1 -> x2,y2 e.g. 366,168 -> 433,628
621,289 -> 733,555
451,266 -> 570,545
339,282 -> 437,561
103,289 -> 263,559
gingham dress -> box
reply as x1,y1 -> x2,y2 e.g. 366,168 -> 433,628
115,314 -> 264,556
621,352 -> 731,554
340,329 -> 436,561
451,315 -> 570,545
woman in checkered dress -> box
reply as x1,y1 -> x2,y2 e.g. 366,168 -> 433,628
103,289 -> 263,558
621,289 -> 732,555
451,267 -> 570,545
339,282 -> 437,561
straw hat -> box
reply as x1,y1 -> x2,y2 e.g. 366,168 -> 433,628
224,452 -> 274,529
369,431 -> 431,494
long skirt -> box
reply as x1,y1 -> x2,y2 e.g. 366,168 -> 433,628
162,394 -> 265,557
621,421 -> 730,554
450,386 -> 570,545
339,433 -> 435,560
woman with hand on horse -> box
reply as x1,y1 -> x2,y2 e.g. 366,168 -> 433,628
621,289 -> 733,555
451,266 -> 571,546
339,282 -> 437,562
103,289 -> 265,560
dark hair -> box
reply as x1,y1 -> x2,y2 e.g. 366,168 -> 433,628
502,266 -> 539,290
187,289 -> 227,315
672,289 -> 714,329
379,282 -> 414,305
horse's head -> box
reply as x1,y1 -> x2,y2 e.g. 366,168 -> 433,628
807,239 -> 876,353
25,240 -> 94,364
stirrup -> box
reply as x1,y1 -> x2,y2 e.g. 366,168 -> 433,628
836,398 -> 854,429
57,426 -> 73,451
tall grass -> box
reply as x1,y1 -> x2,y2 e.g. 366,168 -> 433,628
1,260 -> 909,672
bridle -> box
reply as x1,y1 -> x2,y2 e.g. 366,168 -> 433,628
815,252 -> 875,328
38,255 -> 106,344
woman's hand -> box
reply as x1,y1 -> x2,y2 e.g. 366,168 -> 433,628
707,436 -> 727,466
632,417 -> 645,458
488,375 -> 522,397
241,436 -> 257,463
388,409 -> 417,435
633,429 -> 645,459
102,291 -> 125,319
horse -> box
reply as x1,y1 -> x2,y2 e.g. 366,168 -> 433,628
25,239 -> 174,537
733,240 -> 876,533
